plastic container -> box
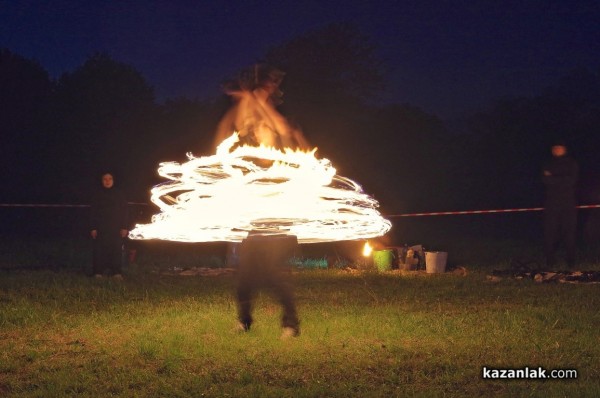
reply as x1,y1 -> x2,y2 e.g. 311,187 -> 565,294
373,249 -> 394,272
425,251 -> 448,273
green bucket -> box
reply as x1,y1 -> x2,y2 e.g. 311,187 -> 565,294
373,249 -> 394,272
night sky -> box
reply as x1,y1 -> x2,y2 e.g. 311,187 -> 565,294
2,0 -> 599,118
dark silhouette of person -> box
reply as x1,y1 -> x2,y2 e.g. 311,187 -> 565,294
236,233 -> 300,338
542,141 -> 579,268
90,172 -> 129,279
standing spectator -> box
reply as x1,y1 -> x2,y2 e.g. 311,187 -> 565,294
542,141 -> 579,268
236,233 -> 300,338
90,172 -> 129,279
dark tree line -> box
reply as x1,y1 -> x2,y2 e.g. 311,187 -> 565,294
459,67 -> 600,210
2,24 -> 600,222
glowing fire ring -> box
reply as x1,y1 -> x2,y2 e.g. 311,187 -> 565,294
129,133 -> 391,243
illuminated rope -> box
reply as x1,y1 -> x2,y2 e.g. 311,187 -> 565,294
387,204 -> 600,217
389,207 -> 544,217
0,203 -> 147,208
2,203 -> 599,214
129,133 -> 392,243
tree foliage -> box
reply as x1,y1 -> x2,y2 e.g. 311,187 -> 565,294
49,53 -> 157,201
0,49 -> 53,201
260,25 -> 454,214
461,68 -> 600,208
264,23 -> 384,106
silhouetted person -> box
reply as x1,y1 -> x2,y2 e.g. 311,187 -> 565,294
214,66 -> 304,337
90,172 -> 129,279
236,233 -> 300,338
542,141 -> 578,268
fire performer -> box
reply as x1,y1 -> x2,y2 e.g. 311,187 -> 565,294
215,64 -> 310,270
542,140 -> 579,268
90,172 -> 129,279
214,64 -> 309,150
236,233 -> 300,338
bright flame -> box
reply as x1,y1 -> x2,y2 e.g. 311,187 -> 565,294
362,242 -> 373,257
129,133 -> 391,243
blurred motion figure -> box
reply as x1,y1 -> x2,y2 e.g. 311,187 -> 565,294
214,65 -> 305,337
236,233 -> 300,339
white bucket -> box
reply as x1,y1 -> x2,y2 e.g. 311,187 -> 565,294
425,251 -> 447,273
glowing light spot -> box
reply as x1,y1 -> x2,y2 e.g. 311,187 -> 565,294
362,242 -> 373,257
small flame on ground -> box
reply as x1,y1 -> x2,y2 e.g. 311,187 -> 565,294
362,242 -> 373,257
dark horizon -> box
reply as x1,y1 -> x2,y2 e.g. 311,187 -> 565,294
2,0 -> 599,119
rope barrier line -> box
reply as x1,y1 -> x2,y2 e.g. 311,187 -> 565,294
387,204 -> 600,218
1,203 -> 600,216
0,202 -> 148,208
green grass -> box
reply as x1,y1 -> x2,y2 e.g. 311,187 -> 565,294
1,250 -> 599,397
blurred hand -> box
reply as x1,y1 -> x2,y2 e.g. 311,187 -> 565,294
543,171 -> 552,176
91,230 -> 98,239
120,229 -> 128,238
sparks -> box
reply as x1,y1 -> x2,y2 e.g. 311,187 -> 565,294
129,133 -> 391,243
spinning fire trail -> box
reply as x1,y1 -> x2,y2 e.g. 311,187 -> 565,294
129,133 -> 391,243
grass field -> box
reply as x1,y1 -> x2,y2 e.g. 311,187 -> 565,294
1,233 -> 599,397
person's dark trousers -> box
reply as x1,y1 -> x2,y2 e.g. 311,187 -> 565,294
544,203 -> 577,267
236,234 -> 299,331
93,234 -> 123,275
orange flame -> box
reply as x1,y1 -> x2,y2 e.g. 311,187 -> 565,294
362,242 -> 373,257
